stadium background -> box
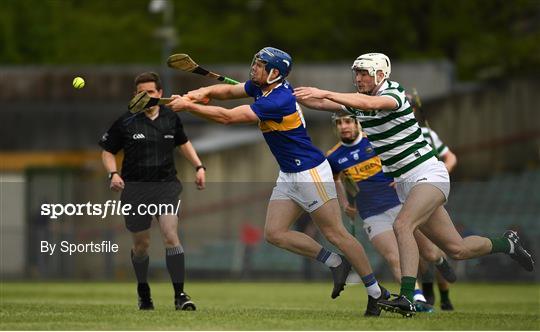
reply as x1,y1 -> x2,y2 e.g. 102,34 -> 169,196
1,0 -> 539,285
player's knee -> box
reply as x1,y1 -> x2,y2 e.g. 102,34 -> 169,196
393,216 -> 413,236
163,233 -> 180,247
133,238 -> 150,254
264,229 -> 285,247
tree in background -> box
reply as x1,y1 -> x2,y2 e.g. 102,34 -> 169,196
1,0 -> 539,80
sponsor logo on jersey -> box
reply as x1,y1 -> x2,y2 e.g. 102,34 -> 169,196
295,159 -> 302,166
132,133 -> 146,140
164,135 -> 174,139
366,146 -> 373,154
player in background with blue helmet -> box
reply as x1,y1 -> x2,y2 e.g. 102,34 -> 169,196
167,47 -> 390,316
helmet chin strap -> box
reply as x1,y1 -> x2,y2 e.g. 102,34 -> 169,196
266,68 -> 282,85
370,71 -> 386,95
373,72 -> 380,86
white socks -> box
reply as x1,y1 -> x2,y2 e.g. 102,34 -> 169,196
366,282 -> 382,298
324,253 -> 342,268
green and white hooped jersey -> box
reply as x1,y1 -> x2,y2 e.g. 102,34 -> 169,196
343,80 -> 435,178
421,127 -> 449,158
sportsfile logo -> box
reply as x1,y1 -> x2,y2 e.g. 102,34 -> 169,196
40,200 -> 181,220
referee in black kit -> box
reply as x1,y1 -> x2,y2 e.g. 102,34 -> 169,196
99,72 -> 206,311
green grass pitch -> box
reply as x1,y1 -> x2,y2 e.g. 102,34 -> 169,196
1,281 -> 538,330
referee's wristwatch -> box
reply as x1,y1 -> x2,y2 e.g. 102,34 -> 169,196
195,165 -> 206,172
108,171 -> 119,180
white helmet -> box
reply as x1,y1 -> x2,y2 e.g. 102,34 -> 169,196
351,53 -> 391,86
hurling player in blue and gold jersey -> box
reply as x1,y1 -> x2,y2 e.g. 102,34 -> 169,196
326,111 -> 457,313
167,47 -> 390,316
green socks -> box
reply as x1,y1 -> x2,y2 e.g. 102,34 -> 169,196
489,237 -> 511,254
400,276 -> 417,302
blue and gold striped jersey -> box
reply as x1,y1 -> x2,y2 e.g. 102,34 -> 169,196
245,80 -> 325,173
326,136 -> 401,219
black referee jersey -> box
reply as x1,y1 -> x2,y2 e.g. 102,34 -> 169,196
99,106 -> 188,182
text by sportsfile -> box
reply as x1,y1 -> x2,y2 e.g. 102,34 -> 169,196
41,240 -> 119,255
40,200 -> 182,220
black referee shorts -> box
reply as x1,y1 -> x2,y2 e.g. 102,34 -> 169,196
120,180 -> 183,233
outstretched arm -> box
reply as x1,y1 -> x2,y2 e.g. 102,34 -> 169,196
297,96 -> 343,112
167,97 -> 258,125
186,83 -> 248,103
294,86 -> 397,111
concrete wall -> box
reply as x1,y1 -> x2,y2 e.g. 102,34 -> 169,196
0,173 -> 26,275
422,79 -> 540,178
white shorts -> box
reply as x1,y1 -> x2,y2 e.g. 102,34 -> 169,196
363,204 -> 402,240
270,160 -> 337,212
395,159 -> 451,203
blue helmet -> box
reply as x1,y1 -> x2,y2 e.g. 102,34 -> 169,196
254,47 -> 292,84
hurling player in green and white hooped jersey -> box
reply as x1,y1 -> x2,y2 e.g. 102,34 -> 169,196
295,53 -> 534,317
167,47 -> 391,317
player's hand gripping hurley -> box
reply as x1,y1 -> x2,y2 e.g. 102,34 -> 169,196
128,91 -> 173,114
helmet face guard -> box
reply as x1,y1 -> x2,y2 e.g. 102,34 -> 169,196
250,47 -> 292,85
351,53 -> 391,87
332,112 -> 361,126
332,112 -> 362,143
